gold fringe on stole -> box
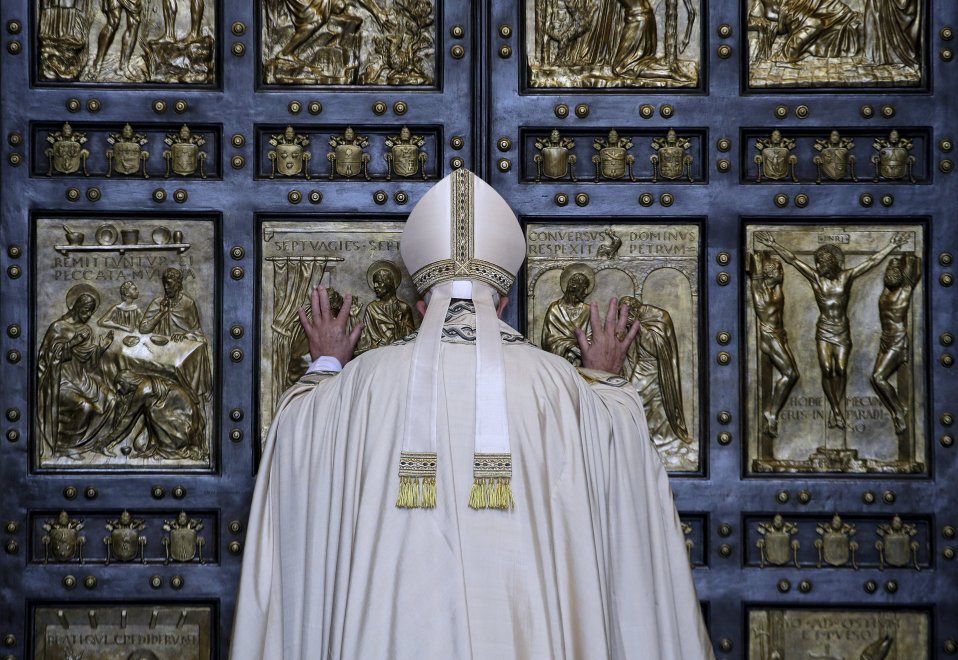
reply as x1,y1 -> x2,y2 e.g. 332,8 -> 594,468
396,451 -> 438,509
470,453 -> 515,510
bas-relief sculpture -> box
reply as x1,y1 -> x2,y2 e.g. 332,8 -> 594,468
749,609 -> 928,660
261,0 -> 436,85
37,0 -> 215,84
259,221 -> 421,443
527,223 -> 700,471
34,218 -> 215,470
746,224 -> 925,474
746,0 -> 923,88
526,0 -> 701,88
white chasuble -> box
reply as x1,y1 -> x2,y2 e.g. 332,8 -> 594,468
231,304 -> 715,660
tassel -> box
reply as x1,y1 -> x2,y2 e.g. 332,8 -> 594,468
396,452 -> 438,509
470,454 -> 515,510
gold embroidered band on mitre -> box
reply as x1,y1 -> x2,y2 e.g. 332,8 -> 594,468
396,451 -> 438,509
469,453 -> 515,510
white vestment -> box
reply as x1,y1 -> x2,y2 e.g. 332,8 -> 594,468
231,303 -> 715,659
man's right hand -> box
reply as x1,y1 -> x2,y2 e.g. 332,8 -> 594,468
298,286 -> 364,366
575,298 -> 640,375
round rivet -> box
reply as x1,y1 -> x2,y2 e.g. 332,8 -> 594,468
943,27 -> 955,41
153,188 -> 168,203
230,267 -> 244,280
7,132 -> 22,146
717,431 -> 732,445
172,99 -> 187,113
945,525 -> 956,539
230,348 -> 244,362
942,48 -> 954,62
718,411 -> 732,424
799,580 -> 812,593
5,521 -> 18,534
393,101 -> 408,115
864,579 -> 877,593
797,490 -> 811,504
6,429 -> 18,443
228,541 -> 242,554
84,486 -> 97,500
153,100 -> 168,114
795,105 -> 809,119
231,42 -> 246,56
941,273 -> 955,287
150,575 -> 163,589
716,331 -> 731,344
639,104 -> 654,119
63,575 -> 77,590
308,101 -> 322,115
884,580 -> 898,593
497,137 -> 512,152
7,153 -> 22,167
774,193 -> 788,208
941,252 -> 954,266
943,333 -> 955,347
497,158 -> 512,172
62,486 -> 78,500
659,104 -> 674,118
554,104 -> 569,119
6,41 -> 21,55
774,105 -> 788,119
372,101 -> 387,115
575,103 -> 590,118
660,193 -> 674,207
878,194 -> 893,207
229,324 -> 244,339
936,431 -> 949,446
498,45 -> 513,59
449,156 -> 463,168
170,575 -> 184,590
882,490 -> 896,504
83,575 -> 97,589
373,190 -> 388,205
940,160 -> 954,173
288,101 -> 302,114
231,134 -> 246,149
7,245 -> 21,259
946,639 -> 958,654
5,409 -> 19,422
7,20 -> 22,34
717,138 -> 731,152
4,540 -> 17,555
6,266 -> 20,280
718,24 -> 732,38
172,189 -> 187,203
717,44 -> 732,58
86,187 -> 101,202
151,485 -> 165,499
716,523 -> 732,538
943,413 -> 955,426
862,491 -> 876,504
719,639 -> 733,653
308,190 -> 322,204
450,136 -> 465,150
795,193 -> 809,207
6,350 -> 20,364
554,193 -> 569,207
776,490 -> 789,503
229,520 -> 242,534
777,579 -> 791,593
231,20 -> 246,36
450,24 -> 465,39
859,193 -> 873,207
943,354 -> 955,367
394,191 -> 409,205
86,99 -> 101,113
230,246 -> 245,260
638,192 -> 654,207
880,104 -> 895,118
66,98 -> 81,112
717,159 -> 731,172
230,408 -> 244,422
499,24 -> 512,39
716,351 -> 731,365
716,251 -> 731,266
287,190 -> 302,204
716,272 -> 730,286
450,44 -> 465,59
944,546 -> 956,560
230,428 -> 243,443
231,155 -> 245,169
575,193 -> 589,207
172,486 -> 187,499
861,104 -> 875,119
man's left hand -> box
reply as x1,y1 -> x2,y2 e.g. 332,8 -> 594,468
298,286 -> 364,366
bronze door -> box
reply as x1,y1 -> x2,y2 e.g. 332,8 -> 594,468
1,0 -> 956,658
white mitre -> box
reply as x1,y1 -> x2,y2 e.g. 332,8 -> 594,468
397,169 -> 525,510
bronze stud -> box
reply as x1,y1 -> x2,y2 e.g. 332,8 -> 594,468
6,20 -> 22,34
5,409 -> 19,422
450,136 -> 465,150
83,575 -> 97,589
173,189 -> 188,203
716,138 -> 731,152
859,193 -> 874,207
288,101 -> 302,114
941,273 -> 955,287
231,21 -> 246,36
940,160 -> 954,174
717,159 -> 731,172
6,41 -> 21,55
716,331 -> 731,344
716,44 -> 732,58
862,491 -> 876,504
716,272 -> 730,286
718,523 -> 733,537
229,520 -> 243,534
86,187 -> 101,202
84,486 -> 97,500
393,101 -> 408,115
230,428 -> 243,443
944,546 -> 956,560
575,103 -> 590,118
554,103 -> 569,119
373,190 -> 388,205
7,153 -> 22,167
716,251 -> 731,265
7,132 -> 22,146
945,525 -> 956,539
308,101 -> 322,115
229,541 -> 242,554
942,48 -> 954,62
152,100 -> 167,113
880,104 -> 895,118
884,580 -> 898,593
63,575 -> 77,590
230,408 -> 244,421
717,24 -> 732,38
882,490 -> 896,504
719,639 -> 733,653
942,333 -> 955,346
776,490 -> 789,503
946,639 -> 958,654
170,575 -> 184,589
231,155 -> 245,169
717,431 -> 732,445
6,266 -> 20,279
639,104 -> 654,119
452,157 -> 467,170
497,137 -> 512,152
394,191 -> 409,205
575,192 -> 589,207
638,193 -> 654,207
718,411 -> 732,424
231,43 -> 246,56
499,25 -> 512,39
450,25 -> 465,39
864,580 -> 877,593
719,544 -> 732,557
795,105 -> 809,119
153,188 -> 167,202
450,45 -> 465,59
4,541 -> 17,555
62,486 -> 77,499
659,193 -> 674,207
941,252 -> 954,266
554,193 -> 569,207
942,27 -> 955,41
497,158 -> 512,172
172,485 -> 187,499
797,490 -> 811,504
498,45 -> 513,59
942,354 -> 955,367
4,430 -> 16,443
880,194 -> 894,207
151,486 -> 165,499
230,246 -> 245,260
795,193 -> 809,207
6,350 -> 20,364
230,348 -> 244,363
308,190 -> 322,204
7,246 -> 21,259
943,412 -> 955,426
660,104 -> 674,118
777,579 -> 790,593
66,98 -> 81,113
287,190 -> 302,204
799,580 -> 812,593
150,575 -> 163,589
774,193 -> 788,208
174,99 -> 188,113
860,104 -> 874,119
231,134 -> 246,148
716,351 -> 731,365
230,324 -> 244,338
941,138 -> 954,152
4,325 -> 16,339
774,105 -> 788,119
372,101 -> 387,115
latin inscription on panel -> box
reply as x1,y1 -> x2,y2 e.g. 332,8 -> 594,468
34,217 -> 216,470
745,223 -> 925,474
258,221 -> 422,442
526,223 -> 701,471
748,608 -> 929,660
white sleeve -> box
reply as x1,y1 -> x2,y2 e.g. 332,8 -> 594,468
306,355 -> 343,374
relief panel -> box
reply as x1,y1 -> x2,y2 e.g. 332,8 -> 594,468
34,216 -> 217,470
33,604 -> 212,659
526,222 -> 701,471
36,0 -> 216,84
748,608 -> 929,659
259,0 -> 437,86
258,220 -> 422,442
745,223 -> 926,474
746,0 -> 925,89
525,0 -> 703,88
